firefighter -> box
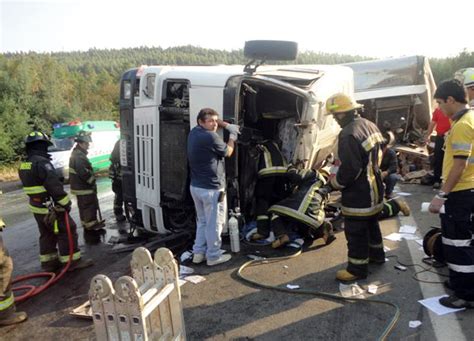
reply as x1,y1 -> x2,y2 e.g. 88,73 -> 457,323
69,131 -> 105,232
18,131 -> 92,272
323,93 -> 386,283
267,166 -> 335,248
251,140 -> 289,241
461,68 -> 474,106
109,139 -> 125,222
0,219 -> 27,326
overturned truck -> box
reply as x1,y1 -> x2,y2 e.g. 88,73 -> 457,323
119,41 -> 355,235
345,56 -> 437,144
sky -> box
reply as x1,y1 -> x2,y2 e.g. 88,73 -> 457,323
1,0 -> 473,59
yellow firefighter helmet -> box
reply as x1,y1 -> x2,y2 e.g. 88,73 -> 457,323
325,93 -> 363,115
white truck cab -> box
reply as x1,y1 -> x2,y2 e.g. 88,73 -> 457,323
119,41 -> 355,234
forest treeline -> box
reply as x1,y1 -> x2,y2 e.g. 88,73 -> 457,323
1,45 -> 473,163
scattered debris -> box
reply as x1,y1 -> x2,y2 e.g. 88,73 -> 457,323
419,295 -> 466,315
394,265 -> 407,271
409,320 -> 422,328
402,169 -> 428,181
367,284 -> 378,294
339,283 -> 365,298
184,275 -> 206,284
394,192 -> 412,197
286,284 -> 300,290
399,225 -> 417,234
384,232 -> 419,241
247,255 -> 266,261
70,300 -> 92,319
180,250 -> 193,263
179,265 -> 194,277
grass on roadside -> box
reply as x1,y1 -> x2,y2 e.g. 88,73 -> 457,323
0,162 -> 20,182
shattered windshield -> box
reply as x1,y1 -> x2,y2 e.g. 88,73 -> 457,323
49,137 -> 75,152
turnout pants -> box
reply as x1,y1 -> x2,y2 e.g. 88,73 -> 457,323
344,216 -> 385,277
255,177 -> 287,237
441,189 -> 474,301
0,237 -> 15,318
112,179 -> 124,217
76,193 -> 101,230
34,211 -> 80,267
377,200 -> 401,220
272,215 -> 330,243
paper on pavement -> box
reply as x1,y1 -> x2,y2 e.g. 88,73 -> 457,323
399,225 -> 417,234
184,275 -> 206,284
418,295 -> 465,315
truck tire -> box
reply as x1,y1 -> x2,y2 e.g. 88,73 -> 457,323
244,40 -> 298,61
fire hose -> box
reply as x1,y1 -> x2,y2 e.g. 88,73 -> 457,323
236,248 -> 400,341
12,211 -> 74,303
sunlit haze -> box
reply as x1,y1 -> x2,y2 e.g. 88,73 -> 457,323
1,0 -> 472,59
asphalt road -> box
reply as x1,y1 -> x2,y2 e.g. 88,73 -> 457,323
0,180 -> 473,340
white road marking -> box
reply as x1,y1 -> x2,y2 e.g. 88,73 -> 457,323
400,214 -> 466,341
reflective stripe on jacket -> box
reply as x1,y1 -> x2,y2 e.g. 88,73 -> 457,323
258,141 -> 288,178
330,117 -> 385,217
19,152 -> 71,214
269,169 -> 326,229
69,146 -> 96,195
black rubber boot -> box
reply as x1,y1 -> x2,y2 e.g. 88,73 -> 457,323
67,258 -> 94,272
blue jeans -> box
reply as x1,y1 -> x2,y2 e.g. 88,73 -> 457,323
190,186 -> 226,261
383,173 -> 399,196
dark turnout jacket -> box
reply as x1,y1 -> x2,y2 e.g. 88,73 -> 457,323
69,146 -> 96,195
269,168 -> 326,229
19,151 -> 71,214
330,117 -> 385,217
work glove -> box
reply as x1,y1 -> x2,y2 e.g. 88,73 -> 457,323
317,184 -> 333,200
229,132 -> 239,141
43,209 -> 58,227
225,124 -> 241,136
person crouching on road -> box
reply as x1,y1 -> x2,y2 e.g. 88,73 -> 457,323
429,79 -> 474,309
322,93 -> 386,283
18,131 -> 92,272
69,131 -> 105,233
187,108 -> 240,267
267,166 -> 335,249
